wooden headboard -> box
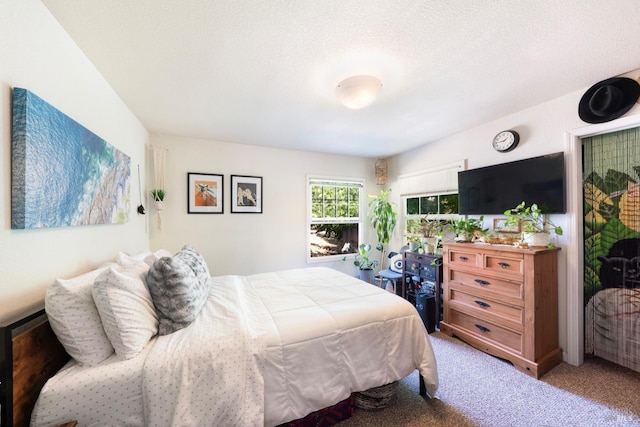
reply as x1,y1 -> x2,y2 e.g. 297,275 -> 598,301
1,309 -> 69,427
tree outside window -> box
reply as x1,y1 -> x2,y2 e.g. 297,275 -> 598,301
309,179 -> 362,259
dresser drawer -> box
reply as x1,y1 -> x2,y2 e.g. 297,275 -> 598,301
449,288 -> 524,327
449,309 -> 522,354
447,249 -> 482,269
449,269 -> 524,300
484,254 -> 524,277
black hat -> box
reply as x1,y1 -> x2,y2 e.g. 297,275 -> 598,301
578,77 -> 640,124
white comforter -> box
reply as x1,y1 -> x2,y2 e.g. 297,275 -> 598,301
32,267 -> 438,427
250,267 -> 438,425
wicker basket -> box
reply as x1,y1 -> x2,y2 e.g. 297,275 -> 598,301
354,382 -> 398,410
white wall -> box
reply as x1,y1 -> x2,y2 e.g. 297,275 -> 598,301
148,134 -> 378,276
387,69 -> 640,365
0,0 -> 149,322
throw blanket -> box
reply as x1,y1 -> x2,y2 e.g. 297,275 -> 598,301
142,276 -> 267,426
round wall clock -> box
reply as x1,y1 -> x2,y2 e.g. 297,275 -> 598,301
492,130 -> 520,152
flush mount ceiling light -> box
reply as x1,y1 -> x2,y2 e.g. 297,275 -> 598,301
335,75 -> 382,109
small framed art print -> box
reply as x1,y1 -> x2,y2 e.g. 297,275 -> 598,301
231,175 -> 262,213
493,217 -> 520,233
188,173 -> 224,214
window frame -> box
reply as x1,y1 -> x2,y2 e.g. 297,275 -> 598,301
307,175 -> 365,263
403,192 -> 460,243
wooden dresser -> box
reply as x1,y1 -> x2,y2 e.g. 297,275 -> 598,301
440,242 -> 562,378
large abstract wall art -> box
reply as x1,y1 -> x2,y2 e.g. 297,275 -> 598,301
11,88 -> 130,229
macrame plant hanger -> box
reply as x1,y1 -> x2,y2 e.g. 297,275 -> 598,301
151,146 -> 167,230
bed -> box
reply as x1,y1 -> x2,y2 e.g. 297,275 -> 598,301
1,246 -> 438,427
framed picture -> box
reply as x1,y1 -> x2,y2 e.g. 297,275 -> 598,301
493,217 -> 520,233
188,173 -> 223,214
231,175 -> 262,213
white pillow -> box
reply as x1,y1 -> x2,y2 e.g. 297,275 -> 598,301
116,250 -> 151,266
93,262 -> 158,359
142,249 -> 173,267
46,266 -> 115,366
117,249 -> 173,267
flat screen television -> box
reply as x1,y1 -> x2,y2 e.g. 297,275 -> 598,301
458,152 -> 566,215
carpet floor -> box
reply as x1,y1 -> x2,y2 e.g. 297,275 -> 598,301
337,332 -> 640,427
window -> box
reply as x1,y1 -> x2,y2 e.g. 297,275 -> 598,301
405,193 -> 459,216
398,160 -> 465,242
308,177 -> 363,260
404,192 -> 459,238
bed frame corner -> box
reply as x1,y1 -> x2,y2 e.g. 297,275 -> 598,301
1,308 -> 70,427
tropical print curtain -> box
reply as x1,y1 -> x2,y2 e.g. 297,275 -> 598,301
583,127 -> 640,373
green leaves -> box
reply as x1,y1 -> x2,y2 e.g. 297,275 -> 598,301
503,201 -> 562,235
368,189 -> 398,245
353,243 -> 380,270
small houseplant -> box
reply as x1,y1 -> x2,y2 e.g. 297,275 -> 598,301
368,189 -> 398,268
420,216 -> 446,253
353,243 -> 380,283
503,201 -> 563,247
150,189 -> 165,210
450,216 -> 486,242
406,221 -> 423,252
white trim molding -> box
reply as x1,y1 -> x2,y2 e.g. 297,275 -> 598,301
565,114 -> 640,366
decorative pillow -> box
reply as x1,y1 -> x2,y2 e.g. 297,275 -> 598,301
93,261 -> 158,359
46,266 -> 115,366
174,245 -> 210,285
146,245 -> 211,335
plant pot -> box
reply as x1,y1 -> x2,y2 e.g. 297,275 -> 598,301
424,237 -> 437,254
359,269 -> 375,284
154,200 -> 165,210
523,232 -> 550,247
454,233 -> 472,242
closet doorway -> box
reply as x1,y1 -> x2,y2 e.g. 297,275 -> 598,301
583,127 -> 640,373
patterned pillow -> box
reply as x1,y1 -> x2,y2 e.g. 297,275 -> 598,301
146,245 -> 211,335
46,266 -> 115,365
93,262 -> 158,359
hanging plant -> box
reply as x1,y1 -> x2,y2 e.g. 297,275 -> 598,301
151,189 -> 165,210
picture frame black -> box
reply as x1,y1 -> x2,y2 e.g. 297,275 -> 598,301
187,172 -> 224,214
231,175 -> 262,213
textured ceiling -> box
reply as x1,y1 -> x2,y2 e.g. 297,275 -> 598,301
42,0 -> 640,158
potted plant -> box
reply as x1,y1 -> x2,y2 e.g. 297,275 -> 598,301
407,233 -> 422,252
150,189 -> 165,210
450,216 -> 486,242
368,189 -> 398,269
420,216 -> 445,254
503,201 -> 563,247
353,243 -> 380,283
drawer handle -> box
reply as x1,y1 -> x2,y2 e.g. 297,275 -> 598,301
474,279 -> 490,286
459,256 -> 469,261
474,300 -> 491,308
498,262 -> 510,269
474,324 -> 491,333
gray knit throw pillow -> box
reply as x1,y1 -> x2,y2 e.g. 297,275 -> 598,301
146,245 -> 211,335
